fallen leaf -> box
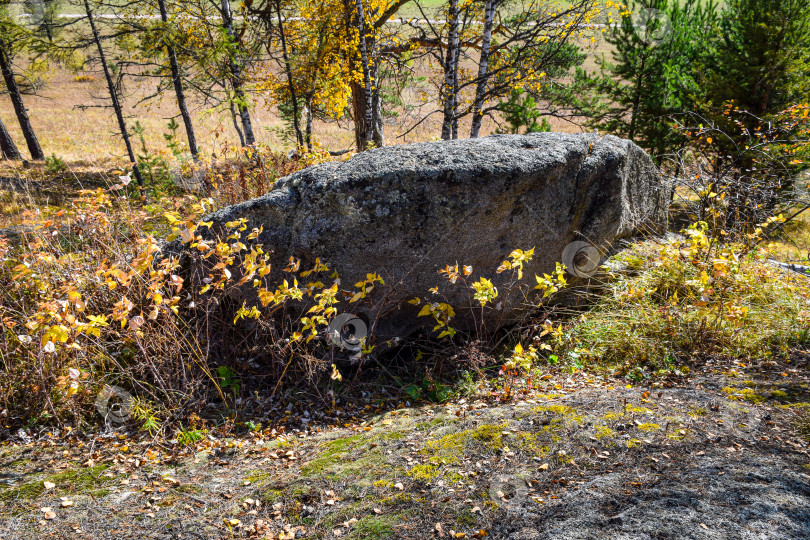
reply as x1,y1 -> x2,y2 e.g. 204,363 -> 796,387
128,315 -> 145,330
538,463 -> 549,470
43,481 -> 55,490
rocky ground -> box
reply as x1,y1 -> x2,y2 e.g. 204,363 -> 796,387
2,351 -> 810,540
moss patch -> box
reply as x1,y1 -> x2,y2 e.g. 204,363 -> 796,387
261,488 -> 284,505
344,514 -> 404,539
299,432 -> 398,487
723,387 -> 766,404
0,463 -> 112,502
594,425 -> 616,439
687,406 -> 708,418
533,404 -> 583,421
408,423 -> 507,483
300,434 -> 366,477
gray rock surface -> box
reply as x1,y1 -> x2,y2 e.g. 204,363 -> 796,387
489,455 -> 810,539
202,133 -> 668,341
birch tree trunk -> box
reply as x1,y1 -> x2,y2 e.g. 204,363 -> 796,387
304,94 -> 314,152
354,0 -> 374,150
84,0 -> 143,189
350,79 -> 385,150
372,74 -> 384,147
440,0 -> 460,140
273,0 -> 304,148
157,0 -> 199,161
0,44 -> 44,160
470,0 -> 497,138
221,0 -> 255,147
451,42 -> 459,139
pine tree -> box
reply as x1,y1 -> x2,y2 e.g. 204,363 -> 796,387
156,0 -> 199,161
0,9 -> 46,161
699,0 -> 810,226
83,0 -> 144,189
707,0 -> 810,124
576,0 -> 717,161
0,115 -> 21,160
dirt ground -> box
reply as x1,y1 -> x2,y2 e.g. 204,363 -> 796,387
2,350 -> 809,539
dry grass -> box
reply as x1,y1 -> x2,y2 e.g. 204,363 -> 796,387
767,210 -> 810,264
0,162 -> 112,227
0,33 -> 609,168
557,234 -> 810,380
0,68 -> 326,163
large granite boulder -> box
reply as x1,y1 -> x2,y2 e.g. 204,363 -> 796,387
200,133 -> 667,343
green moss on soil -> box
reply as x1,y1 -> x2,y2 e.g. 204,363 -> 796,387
723,387 -> 766,403
594,425 -> 616,439
344,513 -> 408,539
300,434 -> 366,477
246,470 -> 272,484
408,423 -> 506,483
0,463 -> 112,502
